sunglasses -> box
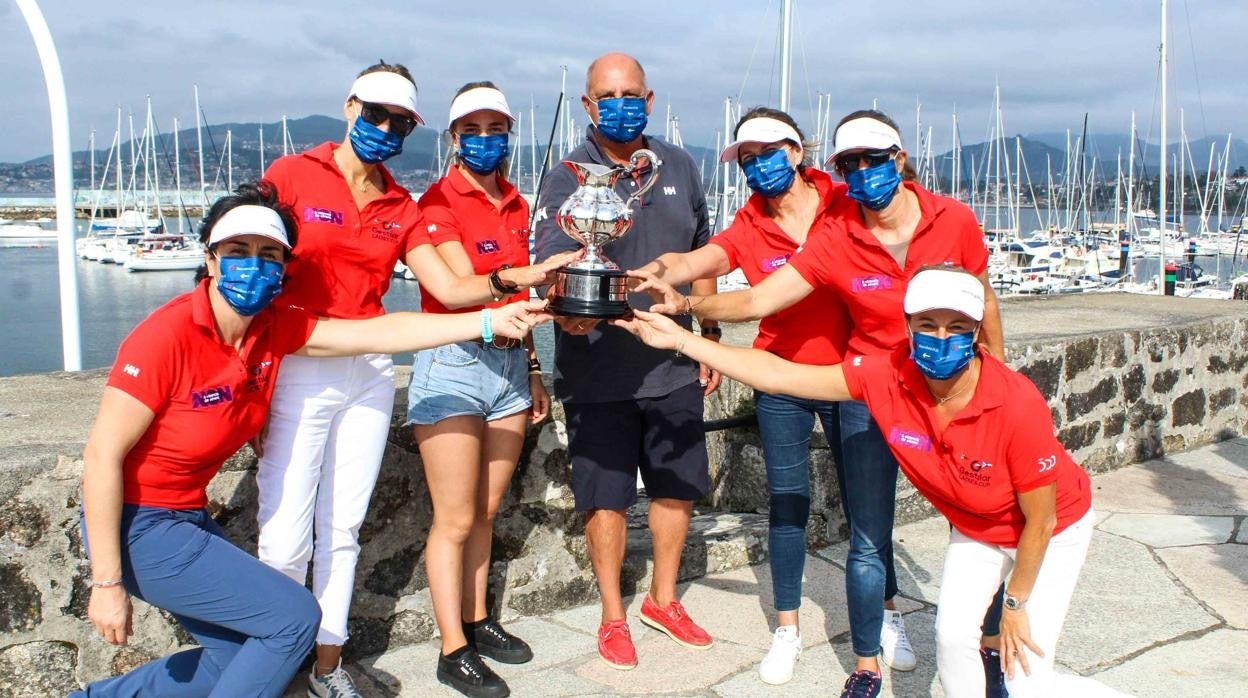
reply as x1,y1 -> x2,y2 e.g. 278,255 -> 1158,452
359,102 -> 418,138
833,148 -> 898,175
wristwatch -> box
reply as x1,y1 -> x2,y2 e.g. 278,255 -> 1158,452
700,326 -> 722,338
1003,592 -> 1027,611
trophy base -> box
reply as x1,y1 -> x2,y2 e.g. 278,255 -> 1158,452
549,267 -> 632,318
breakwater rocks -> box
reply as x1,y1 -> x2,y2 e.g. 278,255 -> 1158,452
1,293 -> 1245,694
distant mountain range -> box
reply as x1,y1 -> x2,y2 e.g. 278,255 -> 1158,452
2,114 -> 1242,195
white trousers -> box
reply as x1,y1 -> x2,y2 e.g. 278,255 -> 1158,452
256,353 -> 395,646
936,509 -> 1113,698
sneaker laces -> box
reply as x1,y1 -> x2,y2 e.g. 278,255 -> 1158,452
666,600 -> 689,622
887,614 -> 914,652
459,652 -> 487,680
318,666 -> 359,697
601,621 -> 631,641
843,670 -> 881,697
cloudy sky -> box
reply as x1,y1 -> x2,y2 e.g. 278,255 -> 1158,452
3,0 -> 1244,163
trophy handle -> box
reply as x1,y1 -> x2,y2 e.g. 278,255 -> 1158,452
623,148 -> 663,208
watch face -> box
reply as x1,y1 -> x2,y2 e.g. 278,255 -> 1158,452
1004,595 -> 1022,610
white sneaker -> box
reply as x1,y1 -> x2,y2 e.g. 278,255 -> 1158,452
307,660 -> 362,698
880,609 -> 917,671
758,625 -> 802,685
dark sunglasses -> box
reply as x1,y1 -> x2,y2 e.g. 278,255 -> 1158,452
833,148 -> 898,175
359,102 -> 418,138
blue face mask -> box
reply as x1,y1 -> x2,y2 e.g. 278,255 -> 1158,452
742,149 -> 797,198
594,96 -> 648,143
845,158 -> 902,210
349,116 -> 404,163
458,133 -> 511,175
216,256 -> 284,317
910,330 -> 977,380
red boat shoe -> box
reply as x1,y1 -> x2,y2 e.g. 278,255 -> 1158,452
597,619 -> 638,670
639,595 -> 714,649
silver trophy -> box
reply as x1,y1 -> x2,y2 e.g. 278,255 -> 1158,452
548,149 -> 662,317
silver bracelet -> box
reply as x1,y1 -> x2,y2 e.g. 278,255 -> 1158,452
91,579 -> 123,589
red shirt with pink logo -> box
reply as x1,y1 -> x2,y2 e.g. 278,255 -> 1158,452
415,166 -> 531,314
787,181 -> 989,357
841,349 -> 1092,545
709,169 -> 850,364
264,142 -> 424,319
106,281 -> 318,509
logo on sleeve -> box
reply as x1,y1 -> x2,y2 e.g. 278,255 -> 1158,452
758,254 -> 790,273
476,240 -> 501,254
122,364 -> 140,377
888,427 -> 932,452
851,275 -> 893,293
851,356 -> 863,366
303,207 -> 344,226
190,385 -> 233,409
1037,455 -> 1057,473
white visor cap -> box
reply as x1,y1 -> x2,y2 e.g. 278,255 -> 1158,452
831,116 -> 903,159
448,87 -> 514,126
348,71 -> 425,124
719,117 -> 802,162
207,204 -> 291,249
903,268 -> 985,321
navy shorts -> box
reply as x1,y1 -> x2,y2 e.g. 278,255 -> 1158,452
564,381 -> 710,511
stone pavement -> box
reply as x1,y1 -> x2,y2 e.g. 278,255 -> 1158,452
289,438 -> 1248,697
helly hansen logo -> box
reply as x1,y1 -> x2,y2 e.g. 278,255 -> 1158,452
427,224 -> 438,233
476,240 -> 501,254
1037,455 -> 1057,473
191,385 -> 233,409
888,427 -> 932,452
663,186 -> 677,196
851,275 -> 893,292
122,364 -> 140,377
303,207 -> 344,225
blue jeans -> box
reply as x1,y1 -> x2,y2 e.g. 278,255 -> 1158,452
755,391 -> 842,612
75,505 -> 320,698
839,400 -> 902,657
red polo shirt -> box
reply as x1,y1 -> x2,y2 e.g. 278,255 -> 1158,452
710,170 -> 850,364
842,350 -> 1092,546
264,142 -> 424,318
788,181 -> 989,356
106,281 -> 318,509
416,166 -> 531,313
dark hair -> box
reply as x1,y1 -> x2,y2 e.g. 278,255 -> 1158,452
448,80 -> 512,177
192,180 -> 297,284
356,60 -> 415,86
734,107 -> 820,168
834,109 -> 917,181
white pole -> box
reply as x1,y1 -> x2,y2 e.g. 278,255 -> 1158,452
174,116 -> 183,234
778,0 -> 793,112
1158,0 -> 1168,292
721,97 -> 731,231
16,0 -> 81,371
258,124 -> 265,174
226,129 -> 233,192
1128,112 -> 1136,239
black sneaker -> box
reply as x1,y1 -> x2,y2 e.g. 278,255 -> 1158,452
464,617 -> 534,664
981,647 -> 1009,698
840,669 -> 882,698
436,647 -> 510,698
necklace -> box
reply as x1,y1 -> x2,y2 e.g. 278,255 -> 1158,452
933,363 -> 978,405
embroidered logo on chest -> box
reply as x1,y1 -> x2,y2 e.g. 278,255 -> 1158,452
303,207 -> 344,226
369,219 -> 402,242
245,360 -> 273,393
758,254 -> 790,273
190,385 -> 233,409
956,458 -> 995,487
888,426 -> 931,452
851,274 -> 893,292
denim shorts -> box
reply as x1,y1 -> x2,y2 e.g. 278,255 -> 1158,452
406,341 -> 531,425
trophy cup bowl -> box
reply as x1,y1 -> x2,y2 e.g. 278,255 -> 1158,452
549,149 -> 662,318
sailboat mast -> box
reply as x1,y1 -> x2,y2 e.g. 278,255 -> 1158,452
259,124 -> 266,174
194,84 -> 206,206
1127,112 -> 1136,239
1158,0 -> 1168,293
226,129 -> 233,192
174,117 -> 183,234
778,0 -> 793,112
721,97 -> 732,231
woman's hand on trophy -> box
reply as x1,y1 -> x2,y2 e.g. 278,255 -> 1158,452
625,270 -> 687,315
505,250 -> 584,289
493,300 -> 553,339
610,309 -> 690,351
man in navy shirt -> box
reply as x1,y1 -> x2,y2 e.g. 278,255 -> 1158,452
534,51 -> 721,669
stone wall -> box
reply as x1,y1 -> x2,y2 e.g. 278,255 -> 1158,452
2,295 -> 1246,694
